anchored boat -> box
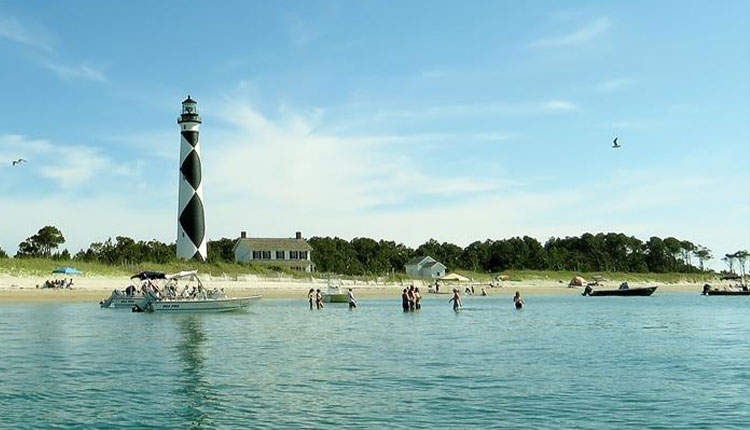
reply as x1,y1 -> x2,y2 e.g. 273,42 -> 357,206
583,284 -> 657,297
322,278 -> 348,303
134,270 -> 261,313
702,283 -> 749,296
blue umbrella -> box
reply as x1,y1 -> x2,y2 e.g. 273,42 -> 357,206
52,267 -> 82,275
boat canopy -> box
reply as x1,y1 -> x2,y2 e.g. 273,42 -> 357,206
167,270 -> 200,281
131,271 -> 167,280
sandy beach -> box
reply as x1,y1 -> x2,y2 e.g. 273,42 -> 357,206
0,273 -> 709,303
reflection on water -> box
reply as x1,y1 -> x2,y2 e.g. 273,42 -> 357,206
175,316 -> 213,429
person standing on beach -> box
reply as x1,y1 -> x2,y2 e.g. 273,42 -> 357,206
401,289 -> 409,312
315,289 -> 324,309
449,288 -> 462,311
307,288 -> 315,309
347,288 -> 357,309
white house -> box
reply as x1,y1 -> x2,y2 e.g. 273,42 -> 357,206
233,231 -> 315,272
405,256 -> 446,279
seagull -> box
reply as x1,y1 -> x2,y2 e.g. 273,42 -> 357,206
11,158 -> 26,166
612,137 -> 621,149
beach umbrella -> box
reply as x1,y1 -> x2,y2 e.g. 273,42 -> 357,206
52,267 -> 82,275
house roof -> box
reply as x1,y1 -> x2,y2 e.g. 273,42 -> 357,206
235,238 -> 313,252
406,256 -> 433,266
421,261 -> 439,268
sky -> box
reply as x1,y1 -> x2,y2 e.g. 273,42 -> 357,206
0,0 -> 748,268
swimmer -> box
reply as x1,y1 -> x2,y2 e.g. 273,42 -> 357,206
449,288 -> 462,311
513,291 -> 524,309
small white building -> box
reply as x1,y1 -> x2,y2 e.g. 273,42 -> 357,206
233,231 -> 315,272
405,256 -> 446,279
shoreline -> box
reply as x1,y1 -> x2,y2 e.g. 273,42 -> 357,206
0,273 -> 710,303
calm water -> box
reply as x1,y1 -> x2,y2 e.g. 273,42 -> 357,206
1,293 -> 749,429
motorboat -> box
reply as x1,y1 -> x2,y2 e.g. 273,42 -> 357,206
702,283 -> 749,296
133,270 -> 261,313
99,271 -> 167,309
582,284 -> 657,296
322,278 -> 348,303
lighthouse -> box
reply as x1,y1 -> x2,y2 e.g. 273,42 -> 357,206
176,95 -> 207,261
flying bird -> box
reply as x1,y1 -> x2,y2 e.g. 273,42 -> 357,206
11,158 -> 26,166
612,137 -> 621,149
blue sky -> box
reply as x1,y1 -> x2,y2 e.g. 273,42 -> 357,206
0,0 -> 748,267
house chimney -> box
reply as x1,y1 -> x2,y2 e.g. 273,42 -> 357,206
295,231 -> 302,239
240,231 -> 247,239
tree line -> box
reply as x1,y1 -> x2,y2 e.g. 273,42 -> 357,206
3,225 -> 747,277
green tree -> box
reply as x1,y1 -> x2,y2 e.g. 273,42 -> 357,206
734,250 -> 749,280
693,246 -> 712,271
16,226 -> 66,258
0,245 -> 8,259
208,238 -> 237,263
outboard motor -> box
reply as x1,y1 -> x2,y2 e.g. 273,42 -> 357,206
582,285 -> 593,296
702,284 -> 711,295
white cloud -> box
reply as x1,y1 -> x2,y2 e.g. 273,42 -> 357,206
207,98 -> 503,214
0,13 -> 107,83
594,77 -> 634,92
542,100 -> 580,112
0,134 -> 131,189
0,13 -> 53,52
285,15 -> 320,47
361,100 -> 581,123
530,17 -> 612,48
39,61 -> 107,83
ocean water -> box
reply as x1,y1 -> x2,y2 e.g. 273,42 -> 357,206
1,293 -> 749,429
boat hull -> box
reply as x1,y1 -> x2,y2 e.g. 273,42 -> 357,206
146,296 -> 262,313
585,286 -> 657,297
322,294 -> 348,303
703,290 -> 750,296
100,295 -> 147,309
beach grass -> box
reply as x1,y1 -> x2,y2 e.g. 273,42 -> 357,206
0,258 -> 312,279
0,257 -> 717,284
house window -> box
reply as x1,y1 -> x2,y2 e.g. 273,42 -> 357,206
290,251 -> 298,259
252,251 -> 261,259
299,251 -> 308,260
262,251 -> 271,260
276,250 -> 285,260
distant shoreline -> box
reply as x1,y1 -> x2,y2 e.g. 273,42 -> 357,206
0,273 -> 712,303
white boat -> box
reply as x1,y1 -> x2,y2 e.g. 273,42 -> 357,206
322,278 -> 348,303
135,270 -> 262,313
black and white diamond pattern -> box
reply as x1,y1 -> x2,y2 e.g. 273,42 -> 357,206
177,127 -> 207,261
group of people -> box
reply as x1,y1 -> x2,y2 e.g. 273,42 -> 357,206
120,280 -> 224,301
305,286 -> 526,312
39,278 -> 74,289
307,288 -> 359,310
401,285 -> 422,311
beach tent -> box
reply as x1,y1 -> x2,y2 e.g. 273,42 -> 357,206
52,267 -> 82,275
440,273 -> 471,282
569,276 -> 586,287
